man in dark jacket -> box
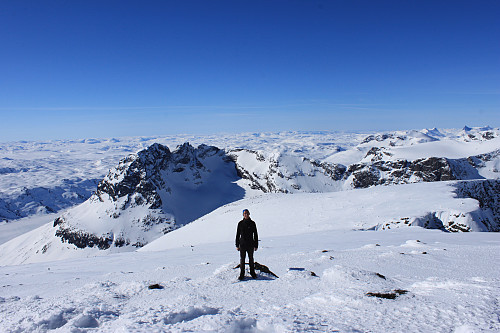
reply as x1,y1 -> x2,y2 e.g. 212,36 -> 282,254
235,209 -> 258,280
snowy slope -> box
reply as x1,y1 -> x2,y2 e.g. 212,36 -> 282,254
0,127 -> 499,265
1,179 -> 497,266
0,128 -> 499,332
0,202 -> 498,332
141,180 -> 497,252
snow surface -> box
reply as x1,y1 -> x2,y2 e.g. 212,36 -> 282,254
0,127 -> 499,332
0,222 -> 498,332
141,181 -> 488,252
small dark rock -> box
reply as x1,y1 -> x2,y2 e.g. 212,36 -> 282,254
366,292 -> 397,299
366,289 -> 409,299
148,283 -> 164,290
394,289 -> 409,295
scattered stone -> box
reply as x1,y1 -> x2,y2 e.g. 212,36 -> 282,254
394,289 -> 409,295
366,292 -> 398,300
148,283 -> 164,290
366,289 -> 409,300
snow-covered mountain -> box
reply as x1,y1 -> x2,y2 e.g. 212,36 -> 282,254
0,127 -> 499,265
1,127 -> 499,332
1,127 -> 497,222
51,143 -> 244,251
0,132 -> 358,222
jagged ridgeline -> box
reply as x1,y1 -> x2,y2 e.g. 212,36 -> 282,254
49,139 -> 500,252
52,143 -> 244,250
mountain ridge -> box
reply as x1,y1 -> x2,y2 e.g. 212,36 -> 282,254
0,127 -> 499,265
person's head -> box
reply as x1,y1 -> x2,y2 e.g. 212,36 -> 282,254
243,209 -> 250,219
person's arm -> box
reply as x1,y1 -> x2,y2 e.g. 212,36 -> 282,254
253,222 -> 259,251
235,222 -> 241,250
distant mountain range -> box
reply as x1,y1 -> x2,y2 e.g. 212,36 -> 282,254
0,127 -> 498,265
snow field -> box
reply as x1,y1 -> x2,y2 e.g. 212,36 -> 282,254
0,229 -> 498,332
142,181 -> 485,252
0,127 -> 499,332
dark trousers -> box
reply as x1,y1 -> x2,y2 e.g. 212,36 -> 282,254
239,248 -> 255,277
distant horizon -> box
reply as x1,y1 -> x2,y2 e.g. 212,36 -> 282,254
0,124 -> 497,144
1,1 -> 498,141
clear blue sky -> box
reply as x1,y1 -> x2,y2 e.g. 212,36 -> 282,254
0,0 -> 498,141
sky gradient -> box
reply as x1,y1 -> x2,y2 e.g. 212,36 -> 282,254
0,0 -> 499,141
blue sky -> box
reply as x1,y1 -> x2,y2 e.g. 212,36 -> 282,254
0,0 -> 498,141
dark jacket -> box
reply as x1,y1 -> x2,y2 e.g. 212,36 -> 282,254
235,218 -> 258,250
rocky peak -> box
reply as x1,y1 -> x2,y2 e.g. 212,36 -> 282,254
95,143 -> 171,206
45,138 -> 500,252
50,142 -> 240,251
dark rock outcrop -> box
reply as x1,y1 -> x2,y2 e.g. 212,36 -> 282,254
342,150 -> 498,189
52,143 -> 243,250
454,179 -> 500,232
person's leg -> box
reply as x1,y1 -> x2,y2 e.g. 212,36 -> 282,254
239,249 -> 246,278
248,249 -> 256,278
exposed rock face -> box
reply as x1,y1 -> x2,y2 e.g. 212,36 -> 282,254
45,137 -> 500,251
52,143 -> 242,250
228,149 -> 345,193
454,179 -> 500,232
375,180 -> 499,233
94,143 -> 170,208
345,157 -> 456,189
342,150 -> 499,189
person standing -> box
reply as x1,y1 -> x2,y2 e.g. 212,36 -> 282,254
235,209 -> 259,280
